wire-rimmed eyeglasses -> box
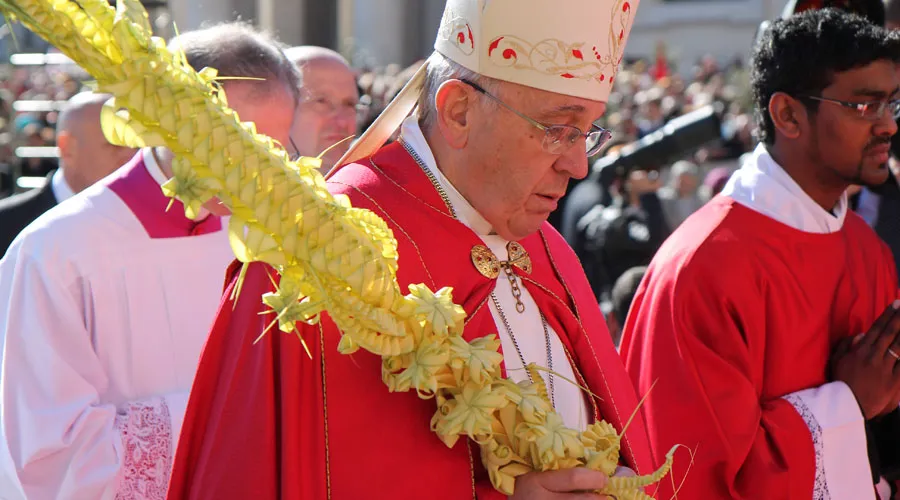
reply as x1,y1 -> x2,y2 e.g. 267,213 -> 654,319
460,79 -> 612,157
802,95 -> 900,121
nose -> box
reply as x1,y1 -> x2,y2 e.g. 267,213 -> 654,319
876,107 -> 899,137
331,109 -> 358,135
553,144 -> 590,180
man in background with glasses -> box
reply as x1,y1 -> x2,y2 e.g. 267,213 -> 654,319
285,46 -> 363,171
622,9 -> 900,499
169,1 -> 657,498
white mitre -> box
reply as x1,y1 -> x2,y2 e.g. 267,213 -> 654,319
335,0 -> 640,169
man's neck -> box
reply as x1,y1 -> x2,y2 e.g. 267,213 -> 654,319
58,161 -> 78,194
768,143 -> 845,212
423,128 -> 460,192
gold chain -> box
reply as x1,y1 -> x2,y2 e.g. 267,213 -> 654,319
400,140 -> 457,219
500,259 -> 526,313
490,292 -> 555,409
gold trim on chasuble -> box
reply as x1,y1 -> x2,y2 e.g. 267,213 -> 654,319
537,230 -> 639,475
318,321 -> 332,499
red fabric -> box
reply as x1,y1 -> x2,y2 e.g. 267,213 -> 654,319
106,152 -> 222,238
620,196 -> 899,499
167,142 -> 654,499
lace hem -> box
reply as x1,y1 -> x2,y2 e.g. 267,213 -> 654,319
114,397 -> 173,500
785,393 -> 832,500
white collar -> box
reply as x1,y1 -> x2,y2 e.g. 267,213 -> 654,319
143,148 -> 210,219
399,115 -> 494,236
51,167 -> 75,203
721,143 -> 847,233
143,148 -> 170,187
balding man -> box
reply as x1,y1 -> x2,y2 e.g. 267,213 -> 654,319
285,45 -> 360,169
0,91 -> 136,256
0,22 -> 298,499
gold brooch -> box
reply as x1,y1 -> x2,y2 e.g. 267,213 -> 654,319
470,242 -> 531,279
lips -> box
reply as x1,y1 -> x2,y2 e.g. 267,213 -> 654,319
535,193 -> 564,211
867,143 -> 891,155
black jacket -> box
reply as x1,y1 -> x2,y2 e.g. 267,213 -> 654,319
574,192 -> 670,300
0,171 -> 58,257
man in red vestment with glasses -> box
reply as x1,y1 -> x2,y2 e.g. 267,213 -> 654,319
167,0 -> 658,498
622,9 -> 900,500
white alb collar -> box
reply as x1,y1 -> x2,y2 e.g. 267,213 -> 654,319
399,114 -> 494,236
143,148 -> 210,219
721,143 -> 847,233
51,166 -> 75,203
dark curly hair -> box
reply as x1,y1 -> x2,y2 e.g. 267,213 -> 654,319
750,8 -> 900,144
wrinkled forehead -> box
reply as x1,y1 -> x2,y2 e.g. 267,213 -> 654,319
298,59 -> 358,93
495,78 -> 607,122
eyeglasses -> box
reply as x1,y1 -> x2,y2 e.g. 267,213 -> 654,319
301,91 -> 369,119
459,79 -> 612,157
803,95 -> 900,121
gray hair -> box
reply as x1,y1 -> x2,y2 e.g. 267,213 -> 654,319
417,51 -> 498,133
169,21 -> 301,103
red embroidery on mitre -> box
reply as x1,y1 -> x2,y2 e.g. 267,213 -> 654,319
572,49 -> 584,60
489,37 -> 504,56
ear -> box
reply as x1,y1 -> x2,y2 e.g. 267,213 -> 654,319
434,80 -> 474,149
768,92 -> 808,140
56,130 -> 75,164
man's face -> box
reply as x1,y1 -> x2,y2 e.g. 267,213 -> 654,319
461,81 -> 606,241
806,59 -> 899,188
289,58 -> 359,168
226,80 -> 297,147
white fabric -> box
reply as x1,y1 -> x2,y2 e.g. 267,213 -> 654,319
722,143 -> 848,233
783,382 -> 874,500
144,148 -> 211,219
401,115 -> 590,431
50,167 -> 74,203
0,165 -> 234,499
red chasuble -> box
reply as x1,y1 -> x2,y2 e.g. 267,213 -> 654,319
167,142 -> 654,500
620,195 -> 898,499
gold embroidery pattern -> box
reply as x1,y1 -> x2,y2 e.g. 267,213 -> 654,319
437,7 -> 475,56
486,0 -> 634,85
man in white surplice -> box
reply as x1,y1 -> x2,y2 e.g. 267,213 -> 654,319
0,23 -> 299,499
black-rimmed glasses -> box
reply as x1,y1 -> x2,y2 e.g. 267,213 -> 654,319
460,79 -> 612,157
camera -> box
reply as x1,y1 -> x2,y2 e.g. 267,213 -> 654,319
591,102 -> 725,190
